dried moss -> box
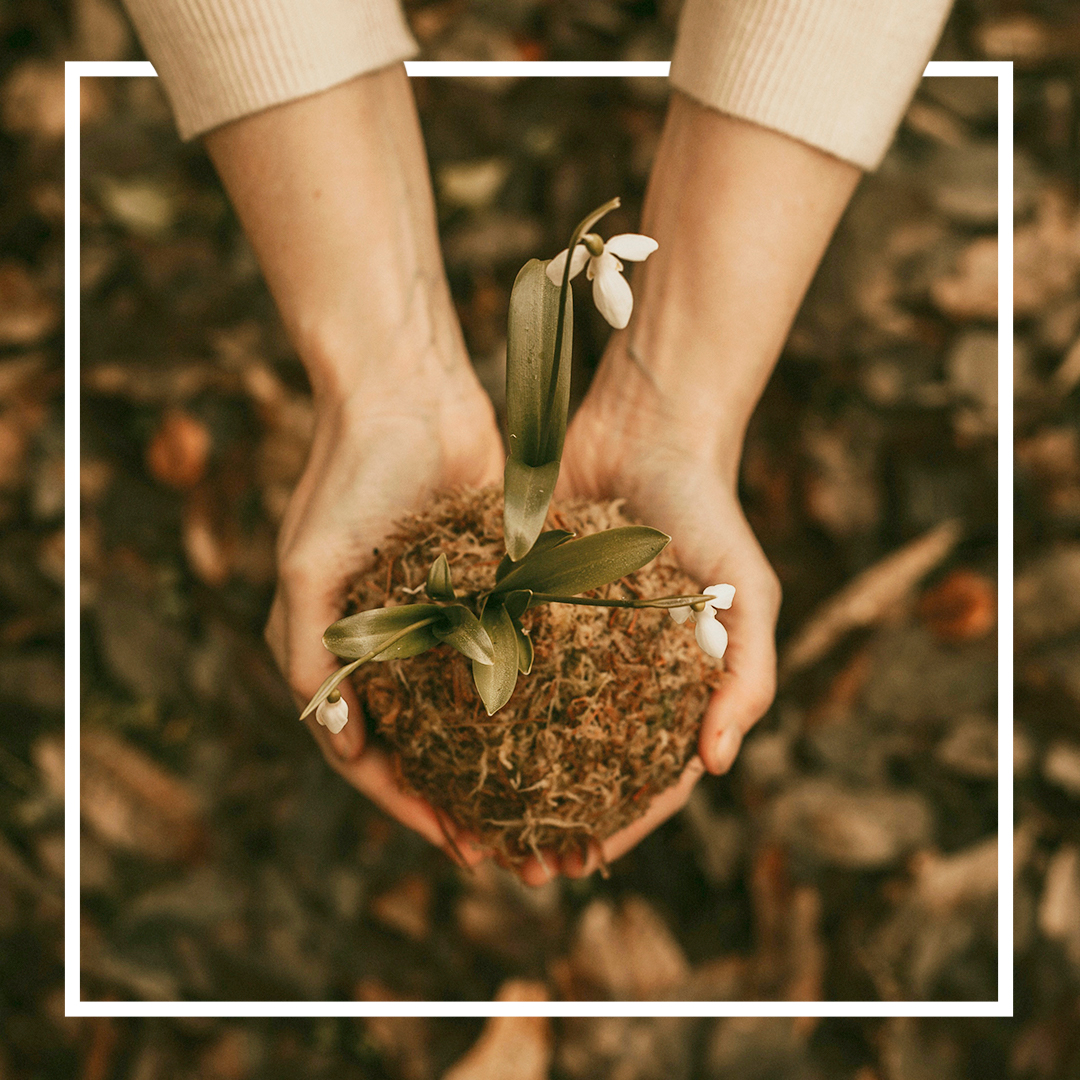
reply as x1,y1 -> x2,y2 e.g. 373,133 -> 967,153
347,487 -> 722,866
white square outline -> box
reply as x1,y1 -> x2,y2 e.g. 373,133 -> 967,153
64,59 -> 1015,1018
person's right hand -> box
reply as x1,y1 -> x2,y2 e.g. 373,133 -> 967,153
264,354 -> 504,865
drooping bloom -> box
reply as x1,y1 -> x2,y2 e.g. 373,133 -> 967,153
669,584 -> 735,660
316,694 -> 349,734
694,608 -> 729,659
546,233 -> 658,329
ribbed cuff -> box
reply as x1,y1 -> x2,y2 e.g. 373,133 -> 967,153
670,0 -> 953,170
122,0 -> 419,139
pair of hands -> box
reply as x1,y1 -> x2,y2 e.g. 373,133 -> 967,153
265,346 -> 780,885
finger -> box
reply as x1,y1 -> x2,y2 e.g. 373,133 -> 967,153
279,576 -> 366,761
517,853 -> 558,887
698,566 -> 780,774
562,756 -> 706,878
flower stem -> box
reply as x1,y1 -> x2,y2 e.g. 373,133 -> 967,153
527,592 -> 714,610
299,616 -> 440,720
539,196 -> 621,458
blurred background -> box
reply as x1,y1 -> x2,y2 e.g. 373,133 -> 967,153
1,0 -> 1078,1073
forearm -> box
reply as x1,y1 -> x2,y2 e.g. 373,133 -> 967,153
203,64 -> 468,407
589,91 -> 860,481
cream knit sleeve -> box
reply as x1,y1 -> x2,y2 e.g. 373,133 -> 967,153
124,0 -> 951,164
671,0 -> 954,170
120,0 -> 418,140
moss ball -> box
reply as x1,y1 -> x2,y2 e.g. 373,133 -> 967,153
347,487 -> 722,866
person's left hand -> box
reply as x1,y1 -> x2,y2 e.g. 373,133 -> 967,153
510,377 -> 782,884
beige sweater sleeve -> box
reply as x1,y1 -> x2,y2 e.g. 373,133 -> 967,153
123,0 -> 951,166
671,0 -> 954,170
120,0 -> 418,140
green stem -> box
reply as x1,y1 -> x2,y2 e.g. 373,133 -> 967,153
527,592 -> 713,610
538,196 -> 622,459
299,616 -> 440,720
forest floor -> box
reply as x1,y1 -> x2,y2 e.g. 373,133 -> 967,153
1,0 -> 1079,1076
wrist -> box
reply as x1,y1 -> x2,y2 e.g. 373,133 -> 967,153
296,275 -> 473,411
584,336 -> 755,486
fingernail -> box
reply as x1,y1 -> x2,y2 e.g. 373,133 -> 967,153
562,851 -> 586,878
713,726 -> 743,774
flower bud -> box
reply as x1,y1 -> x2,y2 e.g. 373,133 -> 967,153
316,695 -> 349,734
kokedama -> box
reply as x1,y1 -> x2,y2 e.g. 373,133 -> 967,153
300,199 -> 735,869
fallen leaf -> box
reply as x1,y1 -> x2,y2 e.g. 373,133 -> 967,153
563,896 -> 689,999
81,729 -> 204,861
146,409 -> 212,489
443,980 -> 551,1080
781,520 -> 962,678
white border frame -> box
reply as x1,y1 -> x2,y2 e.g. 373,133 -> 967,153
65,59 -> 1014,1018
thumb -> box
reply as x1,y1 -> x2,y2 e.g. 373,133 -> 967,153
266,582 -> 366,762
697,557 -> 780,774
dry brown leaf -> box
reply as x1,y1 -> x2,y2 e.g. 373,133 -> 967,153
781,519 -> 962,678
1,60 -> 65,138
369,873 -> 432,942
1038,845 -> 1080,966
917,568 -> 996,641
930,237 -> 997,320
146,409 -> 212,490
563,895 -> 689,1000
910,837 -> 999,914
0,261 -> 59,346
442,980 -> 551,1080
81,729 -> 204,861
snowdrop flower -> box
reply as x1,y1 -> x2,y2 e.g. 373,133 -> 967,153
694,608 -> 729,659
669,584 -> 734,624
316,692 -> 349,734
669,584 -> 735,659
546,232 -> 658,329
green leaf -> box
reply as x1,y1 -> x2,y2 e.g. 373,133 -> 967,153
323,605 -> 443,661
472,602 -> 520,716
432,604 -> 494,665
496,529 -> 574,582
512,616 -> 534,675
505,259 -> 573,467
425,553 -> 455,600
492,526 -> 670,598
300,658 -> 364,720
501,589 -> 533,620
503,457 -> 561,562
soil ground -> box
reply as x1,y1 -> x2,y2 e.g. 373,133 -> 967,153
1,0 -> 1079,1076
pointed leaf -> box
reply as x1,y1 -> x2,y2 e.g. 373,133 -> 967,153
512,616 -> 534,675
503,457 -> 561,562
502,589 -> 533,620
492,526 -> 670,598
425,553 -> 455,600
505,259 -> 573,466
472,602 -> 520,715
323,605 -> 443,661
432,604 -> 494,665
496,530 -> 574,582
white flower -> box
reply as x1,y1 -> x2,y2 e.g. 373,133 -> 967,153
316,695 -> 349,734
694,608 -> 729,659
668,583 -> 735,624
546,233 -> 658,329
702,584 -> 735,610
668,583 -> 735,659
